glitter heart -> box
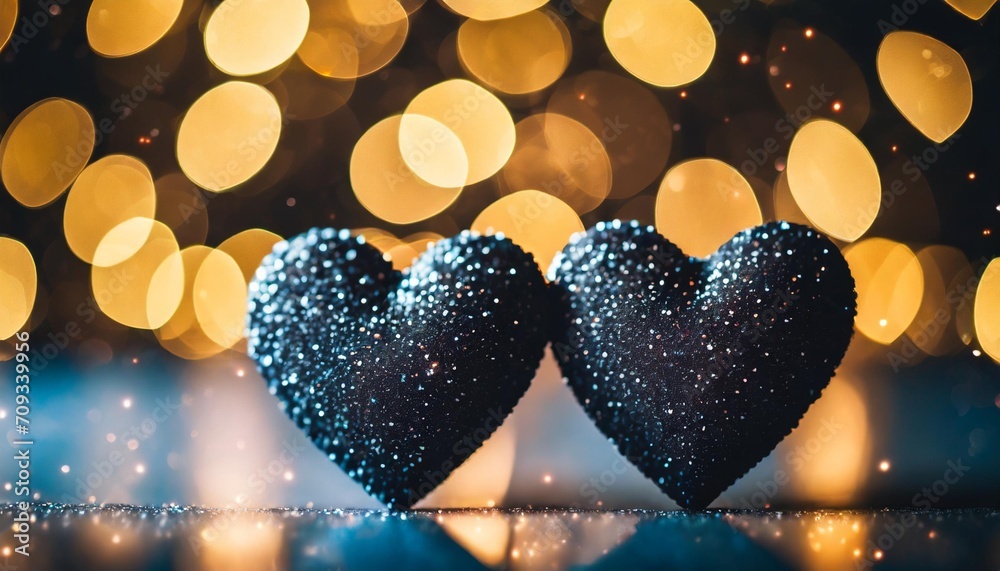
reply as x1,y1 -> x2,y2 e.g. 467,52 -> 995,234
549,220 -> 857,509
247,229 -> 549,508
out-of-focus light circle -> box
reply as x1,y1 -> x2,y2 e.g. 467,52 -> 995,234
945,0 -> 997,19
603,0 -> 714,87
297,0 -> 408,79
154,172 -> 210,247
92,219 -> 184,330
351,115 -> 463,224
402,80 -> 515,185
548,71 -> 672,200
217,229 -> 283,283
0,0 -> 17,52
457,10 -> 571,95
501,113 -> 612,215
655,159 -> 762,258
204,0 -> 310,76
64,155 -> 157,266
0,238 -> 37,340
155,246 -> 227,360
843,238 -> 923,345
786,119 -> 880,242
396,114 -> 469,188
193,249 -> 247,349
877,32 -> 972,143
176,81 -> 282,192
441,0 -> 546,20
974,258 -> 1000,363
472,190 -> 583,274
0,98 -> 95,208
772,171 -> 812,227
87,0 -> 183,57
907,246 -> 972,356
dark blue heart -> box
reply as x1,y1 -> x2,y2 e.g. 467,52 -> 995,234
549,221 -> 856,509
247,229 -> 549,508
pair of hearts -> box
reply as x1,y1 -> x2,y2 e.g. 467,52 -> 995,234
246,221 -> 856,509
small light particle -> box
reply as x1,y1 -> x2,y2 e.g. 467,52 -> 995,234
286,198 -> 296,207
972,349 -> 982,357
122,398 -> 132,409
785,82 -> 792,89
136,464 -> 146,474
874,550 -> 884,560
968,172 -> 976,180
2,547 -> 10,556
132,357 -> 139,364
879,319 -> 888,327
928,530 -> 936,538
879,460 -> 890,472
112,534 -> 121,544
739,53 -> 750,64
543,474 -> 553,484
983,229 -> 992,237
891,145 -> 898,152
284,471 -> 294,481
805,28 -> 814,38
679,91 -> 687,98
236,368 -> 245,378
61,465 -> 70,474
832,101 -> 842,112
107,433 -> 116,443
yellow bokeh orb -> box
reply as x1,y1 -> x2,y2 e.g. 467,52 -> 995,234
193,249 -> 248,349
843,238 -> 924,345
440,0 -> 547,20
204,0 -> 310,76
87,0 -> 184,57
217,229 -> 284,283
297,0 -> 408,79
974,258 -> 1000,363
0,238 -> 37,340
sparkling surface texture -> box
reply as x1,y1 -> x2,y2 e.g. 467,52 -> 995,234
246,229 -> 550,508
550,220 -> 857,509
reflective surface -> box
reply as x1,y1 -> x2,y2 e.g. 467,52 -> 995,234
3,504 -> 997,570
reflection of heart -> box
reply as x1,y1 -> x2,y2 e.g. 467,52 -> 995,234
549,221 -> 856,509
247,229 -> 549,508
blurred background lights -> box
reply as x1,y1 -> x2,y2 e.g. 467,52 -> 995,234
655,158 -> 762,258
91,219 -> 183,330
86,0 -> 183,57
944,0 -> 998,19
905,246 -> 974,356
154,246 -> 228,360
204,0 -> 310,76
396,113 -> 469,188
472,190 -> 584,274
217,229 -> 284,283
64,155 -> 157,266
457,9 -> 571,95
843,238 -> 924,345
440,0 -> 547,20
297,0 -> 408,79
0,98 -> 95,208
974,258 -> 1000,363
350,115 -> 463,224
501,113 -> 613,215
402,79 -> 515,185
0,0 -> 16,52
877,31 -> 972,143
786,119 -> 881,242
0,237 -> 37,340
193,249 -> 248,349
176,82 -> 282,192
603,0 -> 715,87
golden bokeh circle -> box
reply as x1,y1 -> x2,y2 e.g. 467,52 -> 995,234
87,0 -> 184,57
154,246 -> 227,360
297,0 -> 408,79
906,246 -> 973,356
64,155 -> 157,266
944,0 -> 997,19
603,0 -> 715,87
0,98 -> 95,208
176,81 -> 283,192
877,31 -> 972,143
193,249 -> 248,349
440,0 -> 547,20
396,113 -> 469,188
472,190 -> 584,274
974,258 -> 1000,363
402,79 -> 515,185
204,0 -> 311,76
501,113 -> 612,215
0,0 -> 17,52
457,9 -> 571,95
0,238 -> 37,340
655,158 -> 762,258
786,119 -> 881,242
843,238 -> 924,345
350,115 -> 464,225
91,219 -> 184,330
217,228 -> 284,283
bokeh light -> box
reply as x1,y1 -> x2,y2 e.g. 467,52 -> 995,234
603,0 -> 715,87
904,246 -> 973,357
974,258 -> 1000,363
154,246 -> 227,360
0,98 -> 95,208
472,190 -> 583,274
786,119 -> 880,242
297,0 -> 408,79
91,219 -> 184,330
772,171 -> 812,227
0,0 -> 17,52
944,0 -> 997,19
501,113 -> 612,215
877,31 -> 972,143
217,229 -> 284,283
396,113 -> 469,189
350,115 -> 463,224
204,0 -> 310,76
655,158 -> 762,258
0,237 -> 37,340
86,0 -> 184,57
843,238 -> 924,345
64,155 -> 157,266
457,9 -> 571,95
176,81 -> 283,192
440,0 -> 546,20
193,249 -> 247,349
402,79 -> 515,185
